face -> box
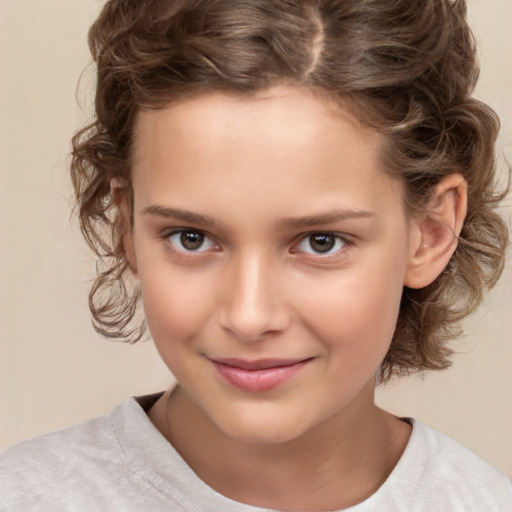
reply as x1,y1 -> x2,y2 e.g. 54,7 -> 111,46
128,86 -> 415,444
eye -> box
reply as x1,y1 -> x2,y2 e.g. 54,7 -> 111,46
294,233 -> 347,255
167,229 -> 217,253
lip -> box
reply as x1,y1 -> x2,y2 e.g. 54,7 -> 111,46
210,357 -> 312,392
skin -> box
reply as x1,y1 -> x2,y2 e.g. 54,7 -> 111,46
121,86 -> 467,510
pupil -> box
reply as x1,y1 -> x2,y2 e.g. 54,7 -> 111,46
310,234 -> 335,253
180,231 -> 204,250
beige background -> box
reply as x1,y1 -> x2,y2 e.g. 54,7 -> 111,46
1,0 -> 511,478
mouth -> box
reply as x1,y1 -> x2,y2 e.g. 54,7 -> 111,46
210,357 -> 313,392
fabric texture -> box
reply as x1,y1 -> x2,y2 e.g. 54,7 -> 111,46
1,394 -> 511,511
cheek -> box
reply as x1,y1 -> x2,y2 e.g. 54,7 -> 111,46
138,264 -> 218,347
297,253 -> 406,354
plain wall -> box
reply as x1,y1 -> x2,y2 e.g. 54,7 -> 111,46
1,0 -> 511,478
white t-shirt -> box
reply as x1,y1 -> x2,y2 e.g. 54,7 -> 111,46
1,393 -> 511,511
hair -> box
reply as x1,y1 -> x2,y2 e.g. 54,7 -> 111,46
71,0 -> 509,382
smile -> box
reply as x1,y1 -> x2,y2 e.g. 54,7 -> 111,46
210,358 -> 313,392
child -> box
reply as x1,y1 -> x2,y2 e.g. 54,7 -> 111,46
1,0 -> 511,510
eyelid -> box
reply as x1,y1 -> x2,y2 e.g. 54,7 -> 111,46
163,227 -> 220,253
159,227 -> 353,258
291,231 -> 353,257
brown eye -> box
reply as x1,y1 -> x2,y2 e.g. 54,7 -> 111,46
294,232 -> 347,255
180,231 -> 204,250
168,230 -> 215,252
309,234 -> 336,253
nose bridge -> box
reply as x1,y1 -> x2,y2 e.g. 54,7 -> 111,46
220,248 -> 286,341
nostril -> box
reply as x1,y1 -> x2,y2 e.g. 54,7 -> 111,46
219,298 -> 289,342
221,316 -> 275,343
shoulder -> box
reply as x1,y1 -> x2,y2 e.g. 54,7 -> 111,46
416,420 -> 508,481
0,397 -> 153,511
1,402 -> 127,468
403,419 -> 512,510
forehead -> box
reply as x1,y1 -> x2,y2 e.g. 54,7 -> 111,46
133,87 -> 383,169
138,86 -> 374,139
131,86 -> 401,221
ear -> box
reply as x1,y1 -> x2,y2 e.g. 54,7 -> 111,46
404,174 -> 467,289
111,178 -> 138,275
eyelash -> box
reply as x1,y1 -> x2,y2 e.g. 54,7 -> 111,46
164,229 -> 219,254
162,228 -> 353,258
292,232 -> 353,257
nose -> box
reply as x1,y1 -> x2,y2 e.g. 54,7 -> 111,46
219,251 -> 290,342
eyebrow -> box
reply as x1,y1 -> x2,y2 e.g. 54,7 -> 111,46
142,205 -> 216,227
279,210 -> 376,229
142,205 -> 376,230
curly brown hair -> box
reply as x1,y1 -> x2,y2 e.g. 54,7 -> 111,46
71,0 -> 509,382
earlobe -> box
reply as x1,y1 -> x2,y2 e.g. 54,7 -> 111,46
111,178 -> 138,275
404,174 -> 467,289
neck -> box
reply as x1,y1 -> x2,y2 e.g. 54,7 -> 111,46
148,385 -> 411,510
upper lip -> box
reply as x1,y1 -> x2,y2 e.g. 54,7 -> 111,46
210,358 -> 312,370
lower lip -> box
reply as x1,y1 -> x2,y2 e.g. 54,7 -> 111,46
212,360 -> 310,392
